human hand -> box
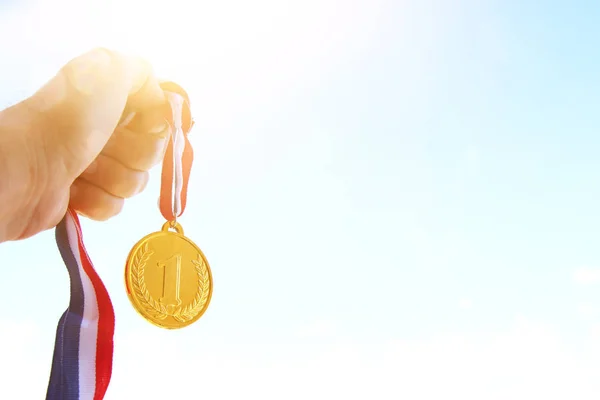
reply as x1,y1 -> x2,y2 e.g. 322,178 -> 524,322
0,48 -> 169,242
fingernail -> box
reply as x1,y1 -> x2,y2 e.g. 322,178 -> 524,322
148,120 -> 169,136
65,48 -> 114,95
129,112 -> 169,137
119,111 -> 136,127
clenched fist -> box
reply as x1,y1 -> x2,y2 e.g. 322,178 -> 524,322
0,48 -> 169,242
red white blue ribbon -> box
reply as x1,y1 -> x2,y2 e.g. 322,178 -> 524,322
46,208 -> 115,400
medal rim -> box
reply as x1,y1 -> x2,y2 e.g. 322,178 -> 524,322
124,228 -> 213,329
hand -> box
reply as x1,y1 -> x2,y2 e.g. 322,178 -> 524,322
0,48 -> 169,242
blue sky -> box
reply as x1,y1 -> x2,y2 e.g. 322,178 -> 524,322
2,0 -> 600,398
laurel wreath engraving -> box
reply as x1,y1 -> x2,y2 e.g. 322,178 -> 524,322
172,257 -> 210,322
131,243 -> 210,322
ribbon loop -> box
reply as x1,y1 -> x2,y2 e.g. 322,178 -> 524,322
159,81 -> 194,222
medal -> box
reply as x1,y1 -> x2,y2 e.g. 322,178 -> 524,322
124,82 -> 213,329
124,222 -> 212,329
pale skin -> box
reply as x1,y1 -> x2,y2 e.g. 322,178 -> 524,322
0,48 -> 170,243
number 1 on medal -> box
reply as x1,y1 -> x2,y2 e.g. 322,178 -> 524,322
157,254 -> 182,305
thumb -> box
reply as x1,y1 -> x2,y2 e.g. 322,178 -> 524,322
25,48 -> 165,181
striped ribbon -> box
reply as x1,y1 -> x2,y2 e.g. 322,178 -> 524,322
46,208 -> 115,400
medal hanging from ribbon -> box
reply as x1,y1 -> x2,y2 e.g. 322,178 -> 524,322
46,82 -> 212,400
124,82 -> 213,329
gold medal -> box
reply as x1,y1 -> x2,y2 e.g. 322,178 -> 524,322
124,83 -> 212,329
125,221 -> 213,329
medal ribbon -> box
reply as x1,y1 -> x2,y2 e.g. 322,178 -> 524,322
45,83 -> 193,400
46,208 -> 115,400
158,82 -> 194,222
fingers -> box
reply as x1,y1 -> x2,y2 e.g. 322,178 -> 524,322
20,47 -> 173,224
69,130 -> 158,221
80,153 -> 150,199
102,124 -> 170,171
69,179 -> 124,221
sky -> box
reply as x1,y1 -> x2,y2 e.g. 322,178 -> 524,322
2,0 -> 600,398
